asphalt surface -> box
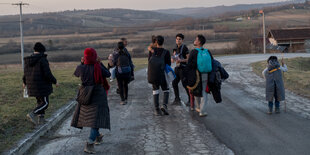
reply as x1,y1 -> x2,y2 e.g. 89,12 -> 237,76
185,53 -> 310,155
29,68 -> 232,155
30,53 -> 310,155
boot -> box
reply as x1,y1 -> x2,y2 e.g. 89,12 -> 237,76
267,107 -> 273,115
172,98 -> 181,105
84,142 -> 96,154
38,115 -> 47,125
94,134 -> 103,145
153,94 -> 162,116
161,92 -> 169,115
26,112 -> 37,125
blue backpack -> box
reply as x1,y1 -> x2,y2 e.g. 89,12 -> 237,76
196,48 -> 212,73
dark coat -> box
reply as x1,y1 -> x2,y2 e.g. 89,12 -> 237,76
208,59 -> 229,103
23,54 -> 57,97
71,64 -> 111,129
186,49 -> 213,97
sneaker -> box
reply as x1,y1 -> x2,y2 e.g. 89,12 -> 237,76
154,108 -> 162,116
172,98 -> 181,105
94,134 -> 103,145
275,108 -> 280,114
26,112 -> 37,125
38,115 -> 47,125
199,113 -> 208,117
84,142 -> 96,154
190,107 -> 195,111
195,108 -> 200,113
160,105 -> 169,115
120,101 -> 127,105
267,111 -> 272,115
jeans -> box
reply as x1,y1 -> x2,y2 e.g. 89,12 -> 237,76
89,128 -> 99,143
268,100 -> 280,109
194,73 -> 208,114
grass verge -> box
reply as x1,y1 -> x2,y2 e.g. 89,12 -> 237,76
251,57 -> 310,98
0,58 -> 148,153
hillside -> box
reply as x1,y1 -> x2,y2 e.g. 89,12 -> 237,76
155,0 -> 305,18
0,8 -> 184,37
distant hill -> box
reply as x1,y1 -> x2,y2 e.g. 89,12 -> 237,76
0,8 -> 184,37
155,0 -> 305,18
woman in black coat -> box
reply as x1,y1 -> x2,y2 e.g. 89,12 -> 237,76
71,48 -> 111,154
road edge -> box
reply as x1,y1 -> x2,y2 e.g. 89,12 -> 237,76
4,100 -> 77,155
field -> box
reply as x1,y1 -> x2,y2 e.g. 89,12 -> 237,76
0,58 -> 148,153
251,57 -> 310,98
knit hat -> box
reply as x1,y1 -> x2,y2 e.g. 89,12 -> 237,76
33,42 -> 46,53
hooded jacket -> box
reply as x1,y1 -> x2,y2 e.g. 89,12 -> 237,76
23,53 -> 57,97
263,59 -> 286,102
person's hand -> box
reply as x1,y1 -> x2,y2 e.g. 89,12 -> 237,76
81,57 -> 84,64
281,58 -> 285,66
176,59 -> 181,63
151,49 -> 155,53
23,83 -> 26,89
56,83 -> 60,87
97,56 -> 101,62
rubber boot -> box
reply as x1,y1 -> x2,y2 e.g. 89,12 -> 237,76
161,92 -> 169,115
153,94 -> 162,116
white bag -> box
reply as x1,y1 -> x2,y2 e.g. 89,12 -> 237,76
165,71 -> 175,83
109,67 -> 116,80
23,86 -> 29,98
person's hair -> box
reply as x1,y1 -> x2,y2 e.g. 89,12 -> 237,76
267,56 -> 278,63
197,35 -> 206,46
156,35 -> 164,46
151,35 -> 156,44
118,42 -> 125,54
120,38 -> 127,42
33,42 -> 46,53
176,33 -> 184,40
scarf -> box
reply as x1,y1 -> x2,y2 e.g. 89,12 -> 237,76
83,48 -> 110,92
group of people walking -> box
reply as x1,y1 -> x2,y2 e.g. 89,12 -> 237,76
22,33 -> 288,154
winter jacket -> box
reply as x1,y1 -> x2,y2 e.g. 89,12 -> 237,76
112,48 -> 134,77
23,54 -> 57,97
262,60 -> 287,102
71,64 -> 111,129
208,59 -> 229,103
186,48 -> 213,97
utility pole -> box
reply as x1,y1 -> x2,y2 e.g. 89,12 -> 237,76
12,2 -> 29,69
260,10 -> 266,54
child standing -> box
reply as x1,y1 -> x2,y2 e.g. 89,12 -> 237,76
262,56 -> 288,114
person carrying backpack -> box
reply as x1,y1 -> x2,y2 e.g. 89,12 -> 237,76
148,35 -> 171,116
262,56 -> 287,114
113,42 -> 132,105
22,42 -> 59,125
187,35 -> 213,117
111,38 -> 134,94
171,33 -> 190,106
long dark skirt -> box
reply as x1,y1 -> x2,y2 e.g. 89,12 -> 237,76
71,85 -> 110,130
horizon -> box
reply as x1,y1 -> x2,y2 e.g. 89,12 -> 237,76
0,0 -> 287,16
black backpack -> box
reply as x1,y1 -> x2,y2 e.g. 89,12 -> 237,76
147,49 -> 167,85
117,52 -> 131,74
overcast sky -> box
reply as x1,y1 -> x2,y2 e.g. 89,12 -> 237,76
0,0 -> 285,15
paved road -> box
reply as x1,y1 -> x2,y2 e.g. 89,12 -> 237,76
30,53 -> 310,155
182,53 -> 310,155
29,69 -> 232,155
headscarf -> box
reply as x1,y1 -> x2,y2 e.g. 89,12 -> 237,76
83,48 -> 110,93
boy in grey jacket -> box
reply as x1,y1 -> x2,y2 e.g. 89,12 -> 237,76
262,56 -> 288,114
